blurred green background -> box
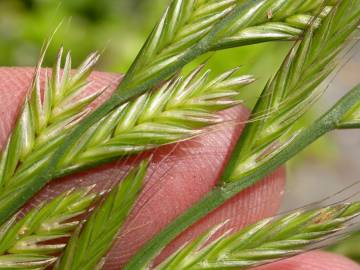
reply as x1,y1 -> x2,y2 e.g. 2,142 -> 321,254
0,0 -> 359,263
0,0 -> 289,84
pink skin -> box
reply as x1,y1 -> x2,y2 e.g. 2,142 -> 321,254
0,68 -> 358,270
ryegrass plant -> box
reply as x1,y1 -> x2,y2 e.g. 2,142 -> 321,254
0,0 -> 359,269
55,161 -> 148,270
0,48 -> 101,214
57,66 -> 254,175
124,0 -> 336,90
221,0 -> 360,182
152,202 -> 360,269
0,188 -> 97,269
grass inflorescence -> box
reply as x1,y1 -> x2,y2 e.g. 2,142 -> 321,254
153,202 -> 360,270
0,188 -> 97,269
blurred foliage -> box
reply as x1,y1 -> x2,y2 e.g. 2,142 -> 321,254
0,0 -> 167,70
0,0 -> 286,81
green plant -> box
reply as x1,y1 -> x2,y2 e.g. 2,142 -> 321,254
55,161 -> 148,270
152,202 -> 360,269
0,187 -> 97,269
0,47 -> 102,208
57,66 -> 255,175
0,0 -> 359,269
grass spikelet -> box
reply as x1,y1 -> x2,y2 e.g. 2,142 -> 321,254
152,201 -> 360,270
56,66 -> 254,174
54,160 -> 148,270
0,188 -> 97,270
0,48 -> 101,203
222,0 -> 360,182
123,0 -> 336,89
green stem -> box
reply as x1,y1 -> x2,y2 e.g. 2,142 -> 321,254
337,122 -> 360,129
123,83 -> 360,270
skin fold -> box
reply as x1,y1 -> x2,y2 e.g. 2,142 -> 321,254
0,68 -> 358,270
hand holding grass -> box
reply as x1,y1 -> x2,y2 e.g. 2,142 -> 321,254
0,0 -> 359,269
0,69 -> 358,270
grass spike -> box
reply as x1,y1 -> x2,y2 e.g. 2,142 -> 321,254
222,0 -> 360,182
124,0 -> 336,89
55,160 -> 148,270
0,188 -> 97,270
0,47 -> 100,204
152,201 -> 360,270
55,66 -> 254,174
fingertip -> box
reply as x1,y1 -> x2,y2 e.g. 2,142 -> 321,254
255,251 -> 360,270
0,67 -> 34,147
